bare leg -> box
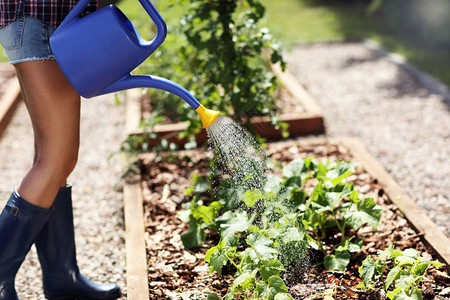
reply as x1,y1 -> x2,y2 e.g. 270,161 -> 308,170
14,60 -> 80,208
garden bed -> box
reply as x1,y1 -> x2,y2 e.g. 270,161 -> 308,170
124,137 -> 449,299
130,66 -> 325,148
0,64 -> 21,137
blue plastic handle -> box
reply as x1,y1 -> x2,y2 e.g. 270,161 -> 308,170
59,0 -> 167,54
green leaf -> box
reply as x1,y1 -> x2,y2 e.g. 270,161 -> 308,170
355,281 -> 366,289
242,189 -> 264,208
220,211 -> 253,237
233,270 -> 257,290
390,287 -> 423,300
260,260 -> 284,281
413,261 -> 430,276
325,161 -> 357,186
395,274 -> 416,289
386,265 -> 402,290
282,158 -> 307,178
349,189 -> 359,203
268,275 -> 288,293
274,293 -> 295,300
430,260 -> 445,269
192,202 -> 221,224
264,174 -> 283,194
180,215 -> 206,249
207,248 -> 228,275
402,248 -> 419,259
378,245 -> 395,259
344,198 -> 382,230
288,191 -> 306,209
207,293 -> 220,300
247,233 -> 278,261
324,191 -> 349,209
359,256 -> 376,287
255,281 -> 268,296
324,250 -> 351,271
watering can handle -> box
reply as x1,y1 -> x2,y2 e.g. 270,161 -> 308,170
59,0 -> 167,54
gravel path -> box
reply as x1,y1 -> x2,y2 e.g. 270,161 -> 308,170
285,42 -> 450,236
0,94 -> 128,299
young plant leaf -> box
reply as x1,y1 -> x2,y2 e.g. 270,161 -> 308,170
388,287 -> 423,300
260,260 -> 284,281
268,275 -> 288,293
274,293 -> 295,300
359,256 -> 376,288
386,265 -> 402,290
220,211 -> 254,237
205,245 -> 229,275
242,189 -> 264,208
207,293 -> 220,300
344,198 -> 382,230
282,158 -> 307,178
324,250 -> 351,271
180,215 -> 206,249
247,233 -> 278,261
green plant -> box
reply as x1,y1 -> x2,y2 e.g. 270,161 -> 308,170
302,159 -> 382,270
358,245 -> 445,299
135,0 -> 288,149
179,156 -> 382,299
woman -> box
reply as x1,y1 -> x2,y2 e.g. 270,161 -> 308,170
0,1 -> 121,299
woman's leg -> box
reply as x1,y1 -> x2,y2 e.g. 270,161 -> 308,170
14,59 -> 80,208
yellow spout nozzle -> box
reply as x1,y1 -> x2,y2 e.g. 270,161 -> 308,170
195,104 -> 220,128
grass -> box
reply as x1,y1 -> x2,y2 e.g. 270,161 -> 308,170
259,0 -> 450,86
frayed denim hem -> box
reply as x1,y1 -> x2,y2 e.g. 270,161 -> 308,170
9,55 -> 55,65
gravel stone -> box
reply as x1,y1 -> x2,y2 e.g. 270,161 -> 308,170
0,94 -> 128,299
285,42 -> 450,236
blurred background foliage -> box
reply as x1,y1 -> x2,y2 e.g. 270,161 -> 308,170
0,0 -> 448,85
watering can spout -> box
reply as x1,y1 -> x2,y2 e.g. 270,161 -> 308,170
98,75 -> 219,128
195,105 -> 220,129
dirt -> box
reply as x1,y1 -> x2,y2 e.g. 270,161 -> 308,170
139,139 -> 449,299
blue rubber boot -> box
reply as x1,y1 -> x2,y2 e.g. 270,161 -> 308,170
35,186 -> 121,300
0,190 -> 52,300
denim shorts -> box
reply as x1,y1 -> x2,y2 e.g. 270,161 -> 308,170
0,16 -> 56,65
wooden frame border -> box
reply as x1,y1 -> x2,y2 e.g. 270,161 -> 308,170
0,77 -> 21,138
339,137 -> 450,266
123,89 -> 149,299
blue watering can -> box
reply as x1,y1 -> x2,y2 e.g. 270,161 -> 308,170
50,0 -> 219,128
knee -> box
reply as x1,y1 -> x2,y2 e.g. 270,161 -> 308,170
35,149 -> 79,179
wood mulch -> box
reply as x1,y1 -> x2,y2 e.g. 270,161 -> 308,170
138,139 -> 450,299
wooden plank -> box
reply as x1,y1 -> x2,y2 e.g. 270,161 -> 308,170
123,182 -> 149,300
124,89 -> 149,299
125,89 -> 142,134
0,77 -> 21,138
340,137 -> 450,266
271,62 -> 323,115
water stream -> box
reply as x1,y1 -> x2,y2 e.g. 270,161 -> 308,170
206,115 -> 266,192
